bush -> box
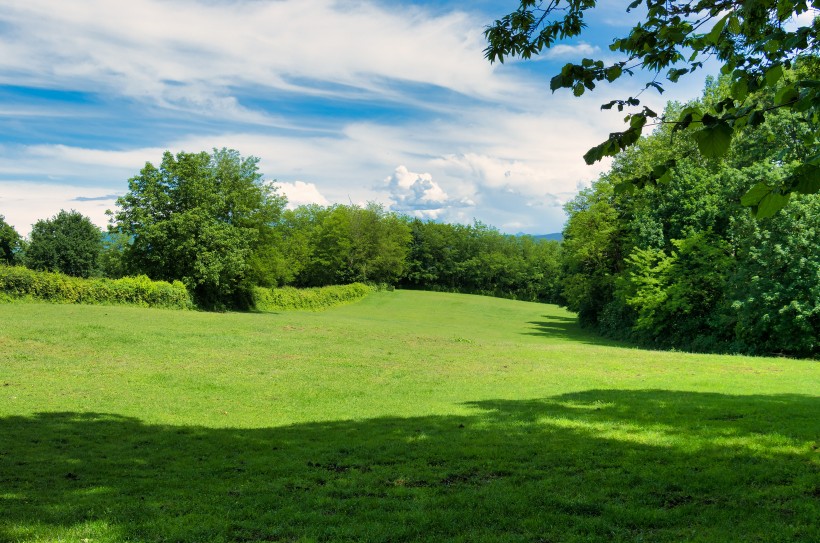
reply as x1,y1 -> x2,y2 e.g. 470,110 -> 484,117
252,283 -> 372,311
0,265 -> 192,309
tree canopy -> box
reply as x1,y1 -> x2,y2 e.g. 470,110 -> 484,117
111,148 -> 286,307
26,210 -> 102,278
558,75 -> 820,357
485,0 -> 819,216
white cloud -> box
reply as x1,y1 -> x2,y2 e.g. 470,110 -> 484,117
275,181 -> 329,208
786,7 -> 818,29
383,165 -> 473,219
544,42 -> 600,59
0,99 -> 617,234
0,182 -> 119,235
0,0 -> 521,122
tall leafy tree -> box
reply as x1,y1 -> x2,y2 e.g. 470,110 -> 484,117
485,1 -> 819,214
111,148 -> 286,307
0,215 -> 22,265
26,210 -> 102,278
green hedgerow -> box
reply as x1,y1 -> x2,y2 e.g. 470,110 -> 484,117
0,265 -> 192,309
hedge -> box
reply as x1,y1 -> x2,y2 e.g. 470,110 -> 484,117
252,283 -> 372,311
0,265 -> 192,309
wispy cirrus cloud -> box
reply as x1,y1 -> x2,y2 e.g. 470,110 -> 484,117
0,0 -> 524,121
0,0 -> 718,236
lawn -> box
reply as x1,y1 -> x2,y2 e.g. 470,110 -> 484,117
0,290 -> 818,542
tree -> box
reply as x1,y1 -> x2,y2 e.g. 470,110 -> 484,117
98,231 -> 131,279
26,210 -> 102,278
0,215 -> 22,265
558,72 -> 820,356
111,148 -> 286,307
485,1 -> 819,215
296,204 -> 411,286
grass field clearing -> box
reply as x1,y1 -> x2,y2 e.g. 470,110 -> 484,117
1,290 -> 818,542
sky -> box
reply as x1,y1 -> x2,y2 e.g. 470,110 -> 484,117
0,0 -> 720,235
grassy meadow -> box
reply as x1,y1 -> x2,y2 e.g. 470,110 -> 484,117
1,290 -> 818,542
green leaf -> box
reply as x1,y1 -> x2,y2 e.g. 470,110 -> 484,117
748,110 -> 766,127
573,83 -> 585,97
730,78 -> 748,101
583,143 -> 605,165
705,13 -> 729,45
629,114 -> 647,130
741,182 -> 773,206
667,68 -> 689,82
774,84 -> 799,105
605,65 -> 622,82
692,121 -> 733,158
794,165 -> 820,194
755,192 -> 790,219
765,65 -> 784,88
677,105 -> 703,123
727,15 -> 741,34
796,79 -> 820,88
614,181 -> 636,195
764,39 -> 782,55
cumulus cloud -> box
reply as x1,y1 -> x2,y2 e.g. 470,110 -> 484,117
383,166 -> 473,219
274,181 -> 329,208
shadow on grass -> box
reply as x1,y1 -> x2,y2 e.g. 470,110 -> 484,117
1,390 -> 818,542
524,314 -> 626,347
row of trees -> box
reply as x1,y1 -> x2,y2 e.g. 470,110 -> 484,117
0,156 -> 563,309
560,66 -> 820,357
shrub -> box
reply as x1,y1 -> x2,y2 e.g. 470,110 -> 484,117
252,283 -> 372,311
0,265 -> 192,309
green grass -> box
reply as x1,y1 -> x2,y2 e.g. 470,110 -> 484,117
1,290 -> 818,542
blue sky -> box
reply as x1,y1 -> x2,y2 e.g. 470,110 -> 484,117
0,0 -> 719,235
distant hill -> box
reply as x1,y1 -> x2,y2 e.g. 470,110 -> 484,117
515,232 -> 563,241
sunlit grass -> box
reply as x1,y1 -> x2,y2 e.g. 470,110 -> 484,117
1,290 -> 818,542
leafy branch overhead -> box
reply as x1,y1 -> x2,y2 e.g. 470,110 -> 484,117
485,0 -> 820,216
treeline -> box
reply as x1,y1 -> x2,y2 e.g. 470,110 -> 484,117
3,63 -> 817,357
0,160 -> 562,309
560,64 -> 820,358
264,206 -> 561,302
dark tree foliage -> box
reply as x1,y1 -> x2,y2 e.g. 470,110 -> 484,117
244,204 -> 562,303
561,73 -> 820,357
485,1 -> 819,216
401,219 -> 562,303
26,210 -> 102,278
111,148 -> 286,307
0,215 -> 22,265
296,203 -> 412,286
